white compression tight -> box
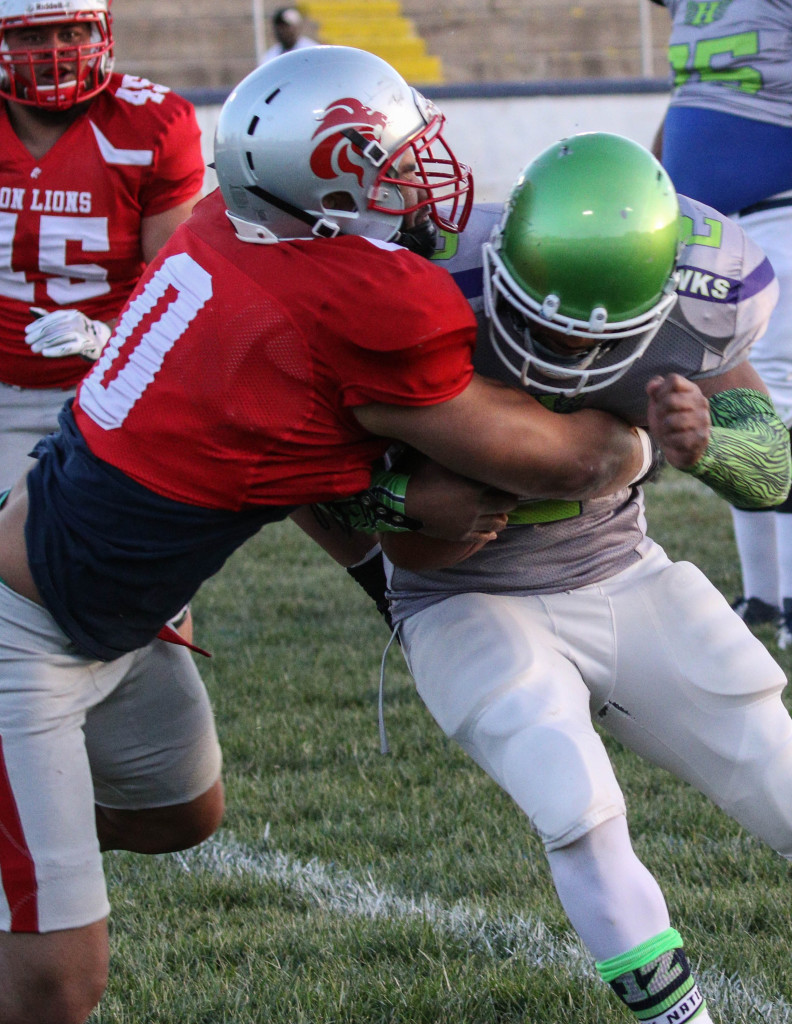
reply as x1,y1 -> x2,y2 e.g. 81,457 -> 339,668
546,815 -> 670,962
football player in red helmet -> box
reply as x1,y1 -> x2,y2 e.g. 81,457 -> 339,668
0,53 -> 656,1024
0,0 -> 204,491
0,0 -> 113,110
0,0 -> 204,655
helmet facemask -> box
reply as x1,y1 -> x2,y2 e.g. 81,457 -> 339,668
369,95 -> 473,236
0,4 -> 113,110
484,239 -> 679,397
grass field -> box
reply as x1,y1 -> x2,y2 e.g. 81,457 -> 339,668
91,470 -> 792,1024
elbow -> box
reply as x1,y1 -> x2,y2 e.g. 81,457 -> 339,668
503,450 -> 631,501
561,449 -> 630,498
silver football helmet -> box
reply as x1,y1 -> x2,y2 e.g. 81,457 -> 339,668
0,0 -> 113,109
213,46 -> 473,246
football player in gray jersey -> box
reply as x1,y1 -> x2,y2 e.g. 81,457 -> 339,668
650,0 -> 792,643
378,133 -> 792,1024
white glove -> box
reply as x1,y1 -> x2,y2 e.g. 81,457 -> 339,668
25,307 -> 112,362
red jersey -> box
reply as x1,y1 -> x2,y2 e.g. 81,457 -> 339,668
0,73 -> 204,388
74,189 -> 477,509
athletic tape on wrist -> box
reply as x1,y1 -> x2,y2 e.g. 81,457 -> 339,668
628,427 -> 655,486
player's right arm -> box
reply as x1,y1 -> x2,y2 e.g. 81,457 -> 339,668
353,374 -> 649,500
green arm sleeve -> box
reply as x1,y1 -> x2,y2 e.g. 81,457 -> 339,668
680,388 -> 792,510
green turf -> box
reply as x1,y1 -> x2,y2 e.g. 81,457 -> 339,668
91,469 -> 792,1023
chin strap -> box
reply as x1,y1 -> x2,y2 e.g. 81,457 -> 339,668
245,184 -> 341,239
397,219 -> 438,259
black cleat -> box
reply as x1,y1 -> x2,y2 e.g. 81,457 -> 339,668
731,595 -> 781,626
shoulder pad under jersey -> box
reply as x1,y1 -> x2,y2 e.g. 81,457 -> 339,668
669,193 -> 778,374
432,203 -> 500,311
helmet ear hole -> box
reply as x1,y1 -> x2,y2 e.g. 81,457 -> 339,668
322,191 -> 358,213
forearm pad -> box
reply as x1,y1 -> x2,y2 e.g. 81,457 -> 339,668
681,388 -> 792,509
316,468 -> 423,534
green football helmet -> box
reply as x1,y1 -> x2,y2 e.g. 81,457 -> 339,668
483,132 -> 681,396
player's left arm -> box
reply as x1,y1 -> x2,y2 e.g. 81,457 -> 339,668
139,94 -> 204,263
647,361 -> 792,509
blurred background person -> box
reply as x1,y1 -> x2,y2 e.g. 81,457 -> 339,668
259,6 -> 318,64
649,0 -> 792,645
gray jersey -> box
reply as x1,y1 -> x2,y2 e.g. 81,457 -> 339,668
660,0 -> 792,127
387,195 -> 778,624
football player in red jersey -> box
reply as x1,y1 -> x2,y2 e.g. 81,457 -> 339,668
0,0 -> 205,493
0,48 -> 656,1023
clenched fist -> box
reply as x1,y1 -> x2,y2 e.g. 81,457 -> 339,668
645,373 -> 711,469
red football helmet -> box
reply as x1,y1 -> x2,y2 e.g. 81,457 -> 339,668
0,0 -> 113,109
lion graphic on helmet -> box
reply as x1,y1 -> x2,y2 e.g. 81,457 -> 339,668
309,96 -> 388,185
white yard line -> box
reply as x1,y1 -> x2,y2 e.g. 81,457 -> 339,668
172,829 -> 792,1022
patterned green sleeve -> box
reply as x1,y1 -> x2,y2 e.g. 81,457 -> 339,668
681,389 -> 792,510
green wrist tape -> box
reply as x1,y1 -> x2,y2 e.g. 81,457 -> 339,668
681,389 -> 791,510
